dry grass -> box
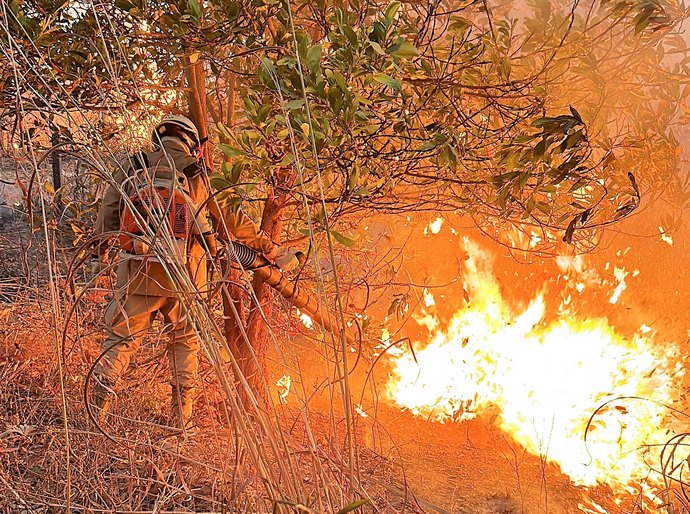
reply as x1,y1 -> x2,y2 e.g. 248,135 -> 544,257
0,289 -> 427,513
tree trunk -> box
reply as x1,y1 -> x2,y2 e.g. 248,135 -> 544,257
51,129 -> 63,213
245,186 -> 287,401
185,54 -> 286,404
221,263 -> 247,371
183,57 -> 210,162
185,57 -> 257,402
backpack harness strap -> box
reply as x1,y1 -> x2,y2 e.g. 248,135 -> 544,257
118,152 -> 198,262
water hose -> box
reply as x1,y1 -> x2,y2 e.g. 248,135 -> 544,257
227,241 -> 355,345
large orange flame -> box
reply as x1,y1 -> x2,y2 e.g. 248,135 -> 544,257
386,238 -> 684,498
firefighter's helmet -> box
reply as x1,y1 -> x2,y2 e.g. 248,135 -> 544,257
152,114 -> 200,151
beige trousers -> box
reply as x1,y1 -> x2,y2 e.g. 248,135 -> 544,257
96,292 -> 199,388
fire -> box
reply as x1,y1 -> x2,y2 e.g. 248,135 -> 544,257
423,288 -> 435,307
296,309 -> 314,329
609,266 -> 628,305
659,226 -> 674,246
386,239 -> 685,497
276,374 -> 292,401
424,217 -> 444,235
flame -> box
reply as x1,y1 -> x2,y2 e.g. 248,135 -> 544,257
423,288 -> 435,307
659,226 -> 674,246
296,309 -> 314,329
276,374 -> 292,401
381,328 -> 390,345
386,239 -> 684,497
609,267 -> 628,305
424,217 -> 444,235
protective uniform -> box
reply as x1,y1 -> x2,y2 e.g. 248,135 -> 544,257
91,116 -> 286,430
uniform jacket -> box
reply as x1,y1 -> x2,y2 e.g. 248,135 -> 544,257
93,138 -> 278,297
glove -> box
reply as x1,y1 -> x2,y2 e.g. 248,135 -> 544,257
273,247 -> 299,272
201,232 -> 219,258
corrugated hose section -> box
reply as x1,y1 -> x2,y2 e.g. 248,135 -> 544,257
227,241 -> 262,268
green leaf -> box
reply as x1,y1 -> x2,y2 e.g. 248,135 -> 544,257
384,2 -> 400,26
348,163 -> 360,190
514,134 -> 537,144
634,7 -> 653,34
387,298 -> 400,317
569,105 -> 582,123
342,25 -> 358,47
386,41 -> 419,58
567,178 -> 587,193
363,124 -> 381,135
369,41 -> 386,55
353,186 -> 370,197
336,499 -> 370,514
210,176 -> 231,190
260,57 -> 277,78
563,217 -> 577,244
221,196 -> 243,212
115,0 -> 135,11
491,171 -> 519,187
415,140 -> 436,152
450,16 -> 471,34
563,130 -> 583,150
533,139 -> 547,160
285,99 -> 305,110
628,172 -> 639,196
306,44 -> 322,74
225,1 -> 240,20
372,73 -> 401,91
369,21 -> 387,42
330,230 -> 356,247
531,117 -> 554,129
332,70 -> 348,91
516,171 -> 530,190
187,0 -> 200,20
218,144 -> 241,158
497,187 -> 510,209
229,162 -> 243,184
535,201 -> 551,214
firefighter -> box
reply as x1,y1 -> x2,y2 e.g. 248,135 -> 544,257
89,114 -> 298,432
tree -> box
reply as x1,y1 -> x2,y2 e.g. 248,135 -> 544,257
2,0 -> 688,404
219,0 -> 689,256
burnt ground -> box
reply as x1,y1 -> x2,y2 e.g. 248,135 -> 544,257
0,202 -> 688,513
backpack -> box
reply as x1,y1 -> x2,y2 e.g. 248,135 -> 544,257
117,153 -> 197,263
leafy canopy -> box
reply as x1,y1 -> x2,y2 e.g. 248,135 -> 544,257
2,0 -> 688,252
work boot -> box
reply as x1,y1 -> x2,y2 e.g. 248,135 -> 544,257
171,384 -> 197,436
91,373 -> 116,425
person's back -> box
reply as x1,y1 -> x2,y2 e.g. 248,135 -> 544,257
90,116 -> 214,433
110,139 -> 214,297
88,114 -> 300,434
